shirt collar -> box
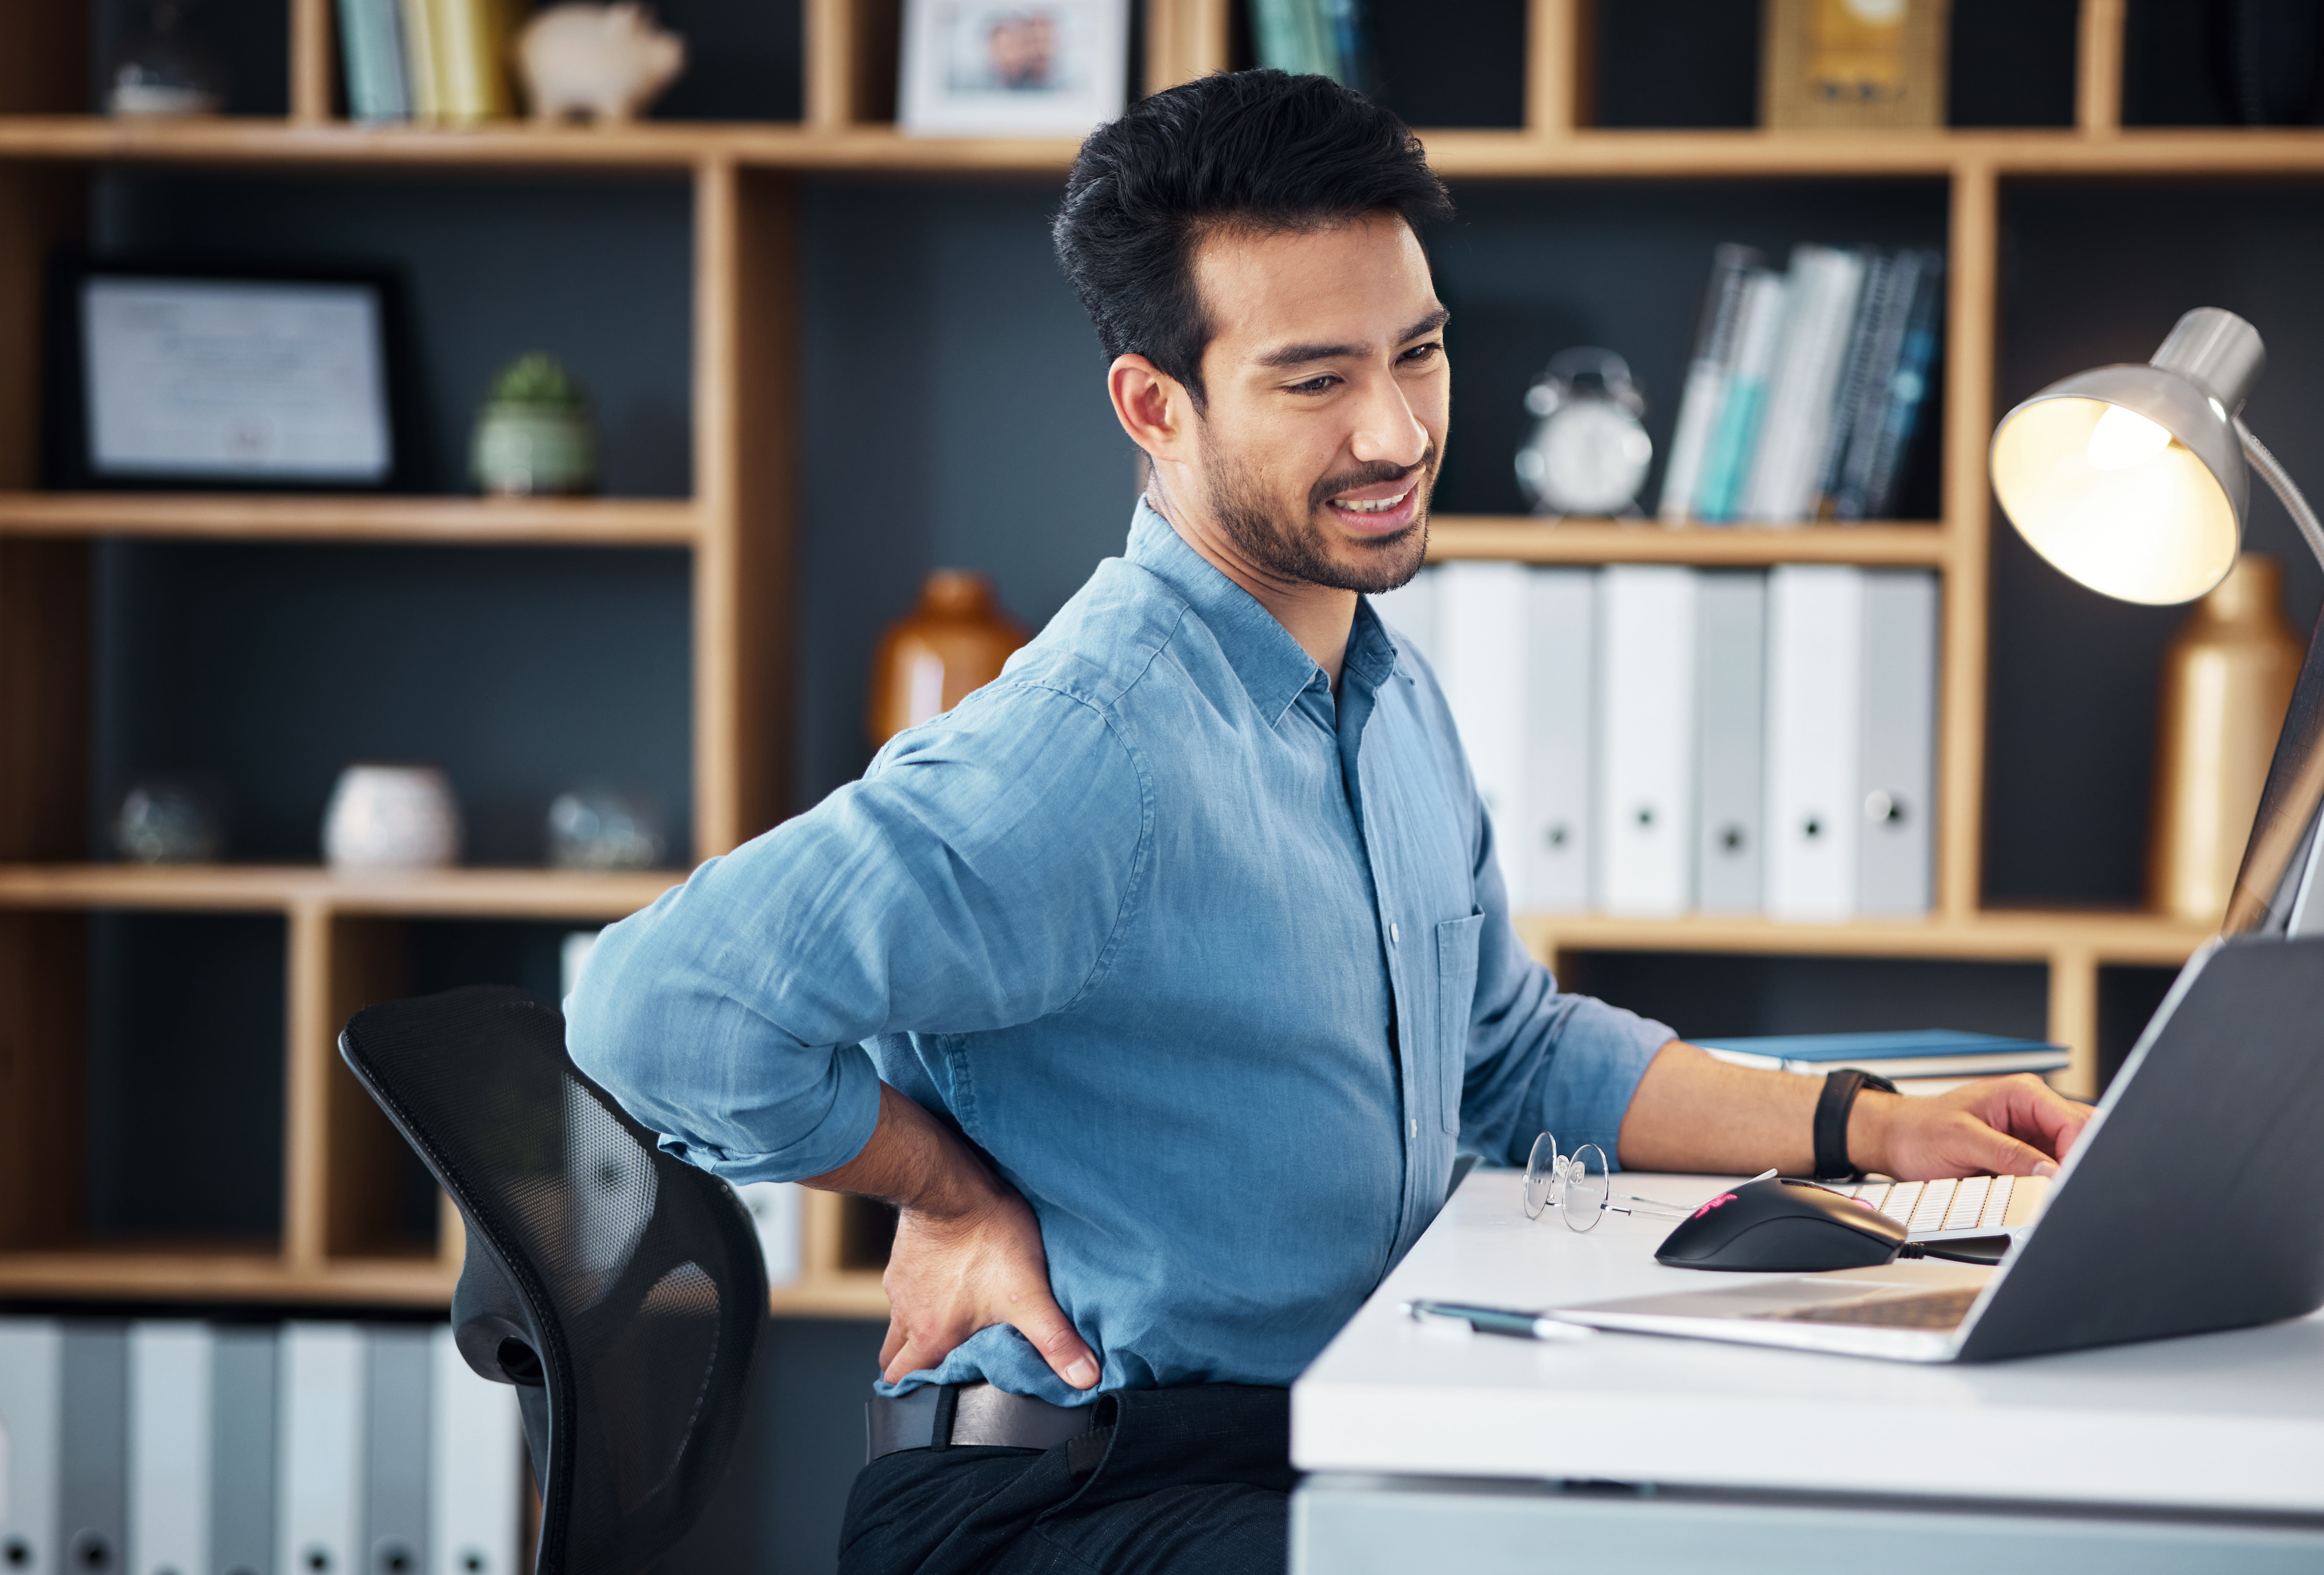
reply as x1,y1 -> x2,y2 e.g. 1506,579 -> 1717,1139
1125,499 -> 1399,725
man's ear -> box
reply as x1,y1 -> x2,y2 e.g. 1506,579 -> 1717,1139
1109,354 -> 1189,460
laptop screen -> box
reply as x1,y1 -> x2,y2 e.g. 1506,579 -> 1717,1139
2226,602 -> 2324,935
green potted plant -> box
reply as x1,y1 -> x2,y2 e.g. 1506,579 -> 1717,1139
471,352 -> 600,496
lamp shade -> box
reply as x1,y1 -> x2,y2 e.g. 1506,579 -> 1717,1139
1989,308 -> 2264,606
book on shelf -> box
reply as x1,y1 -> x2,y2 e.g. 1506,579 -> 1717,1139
352,0 -> 518,122
1658,244 -> 1765,526
1691,269 -> 1787,523
1371,560 -> 1936,922
1742,244 -> 1866,524
1250,0 -> 1373,90
1692,1029 -> 2070,1081
433,0 -> 518,123
396,0 -> 440,120
337,0 -> 413,121
1664,241 -> 1945,526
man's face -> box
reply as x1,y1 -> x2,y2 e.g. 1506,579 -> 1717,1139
1183,213 -> 1448,595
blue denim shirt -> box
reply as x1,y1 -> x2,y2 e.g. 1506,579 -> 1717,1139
567,501 -> 1673,1403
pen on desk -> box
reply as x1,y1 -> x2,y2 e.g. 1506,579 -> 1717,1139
1400,1300 -> 1595,1342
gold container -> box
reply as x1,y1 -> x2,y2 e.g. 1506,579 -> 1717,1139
867,570 -> 1030,747
2147,553 -> 2305,923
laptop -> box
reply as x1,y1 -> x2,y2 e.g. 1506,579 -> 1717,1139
1550,933 -> 2324,1362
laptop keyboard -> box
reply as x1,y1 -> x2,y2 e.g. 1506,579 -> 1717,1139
1828,1174 -> 2049,1238
1746,1286 -> 1982,1329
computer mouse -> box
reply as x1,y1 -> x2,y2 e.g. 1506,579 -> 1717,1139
1655,1178 -> 1909,1272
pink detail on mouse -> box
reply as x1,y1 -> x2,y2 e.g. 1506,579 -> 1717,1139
1692,1192 -> 1737,1219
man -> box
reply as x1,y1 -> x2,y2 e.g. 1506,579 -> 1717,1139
568,69 -> 2089,1574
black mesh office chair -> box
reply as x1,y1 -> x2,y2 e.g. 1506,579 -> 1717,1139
339,985 -> 767,1575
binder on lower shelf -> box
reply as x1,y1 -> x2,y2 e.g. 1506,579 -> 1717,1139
278,1323 -> 364,1575
737,1180 -> 805,1288
1597,566 -> 1699,917
365,1327 -> 433,1575
1765,565 -> 1864,920
1858,571 -> 1939,915
1694,571 -> 1767,913
429,1325 -> 523,1575
1368,568 -> 1437,670
1436,561 -> 1531,852
209,1325 -> 278,1575
130,1321 -> 213,1575
1521,569 -> 1595,913
0,1318 -> 63,1575
61,1324 -> 129,1575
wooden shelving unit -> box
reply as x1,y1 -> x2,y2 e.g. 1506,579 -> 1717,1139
0,0 -> 2284,1315
0,492 -> 703,546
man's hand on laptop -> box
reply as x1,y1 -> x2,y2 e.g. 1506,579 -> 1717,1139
1854,1073 -> 2092,1182
806,1082 -> 1102,1392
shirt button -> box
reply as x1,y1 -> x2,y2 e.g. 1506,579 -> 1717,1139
1409,1117 -> 1418,1140
1389,922 -> 1400,945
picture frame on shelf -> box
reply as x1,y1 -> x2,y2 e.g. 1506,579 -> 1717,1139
42,255 -> 423,492
898,0 -> 1130,138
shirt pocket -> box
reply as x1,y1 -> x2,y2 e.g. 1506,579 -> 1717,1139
1433,913 -> 1485,1133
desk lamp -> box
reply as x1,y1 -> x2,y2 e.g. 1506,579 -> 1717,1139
1989,307 -> 2324,935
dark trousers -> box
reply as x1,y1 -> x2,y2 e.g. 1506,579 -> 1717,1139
838,1385 -> 1295,1575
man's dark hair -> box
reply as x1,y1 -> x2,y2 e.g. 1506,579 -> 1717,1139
1053,70 -> 1453,408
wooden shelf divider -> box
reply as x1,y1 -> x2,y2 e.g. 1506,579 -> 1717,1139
7,116 -> 2324,179
0,492 -> 702,546
0,863 -> 681,918
1428,519 -> 1946,566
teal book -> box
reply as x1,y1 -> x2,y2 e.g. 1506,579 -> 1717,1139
1693,1029 -> 2068,1080
337,0 -> 411,121
1692,269 -> 1787,521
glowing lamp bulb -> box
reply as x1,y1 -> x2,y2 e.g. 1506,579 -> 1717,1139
2086,405 -> 2174,472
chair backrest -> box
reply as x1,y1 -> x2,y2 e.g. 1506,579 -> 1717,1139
339,985 -> 767,1575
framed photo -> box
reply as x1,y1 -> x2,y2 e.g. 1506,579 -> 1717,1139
44,256 -> 420,491
898,0 -> 1129,138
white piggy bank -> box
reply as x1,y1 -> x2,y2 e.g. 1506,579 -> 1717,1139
518,3 -> 687,124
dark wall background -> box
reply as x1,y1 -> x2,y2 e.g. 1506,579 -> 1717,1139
792,179 -> 1140,803
92,171 -> 697,497
63,5 -> 2322,1570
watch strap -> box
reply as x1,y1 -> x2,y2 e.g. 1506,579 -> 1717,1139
1812,1069 -> 1898,1182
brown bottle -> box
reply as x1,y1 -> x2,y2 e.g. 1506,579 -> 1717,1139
2148,553 -> 2305,923
867,570 -> 1031,747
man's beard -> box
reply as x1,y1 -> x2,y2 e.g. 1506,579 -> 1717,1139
1201,438 -> 1437,595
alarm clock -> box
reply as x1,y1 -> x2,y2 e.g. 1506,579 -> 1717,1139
1514,348 -> 1653,518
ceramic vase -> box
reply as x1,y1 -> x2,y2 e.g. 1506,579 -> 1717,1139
324,765 -> 463,870
867,570 -> 1030,746
472,404 -> 599,496
2148,553 -> 2305,922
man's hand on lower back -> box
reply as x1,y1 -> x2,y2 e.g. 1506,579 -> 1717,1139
804,1080 -> 1100,1392
877,1184 -> 1100,1388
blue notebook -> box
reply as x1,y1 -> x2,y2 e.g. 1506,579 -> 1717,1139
1692,1029 -> 2068,1079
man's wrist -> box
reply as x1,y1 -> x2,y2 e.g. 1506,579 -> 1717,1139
1847,1089 -> 1902,1178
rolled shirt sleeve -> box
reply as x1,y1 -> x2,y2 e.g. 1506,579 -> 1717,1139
566,680 -> 1146,1185
1454,789 -> 1677,1173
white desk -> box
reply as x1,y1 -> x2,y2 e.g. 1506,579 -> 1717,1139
1290,1169 -> 2324,1573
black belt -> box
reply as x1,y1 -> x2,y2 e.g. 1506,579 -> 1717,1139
866,1381 -> 1100,1463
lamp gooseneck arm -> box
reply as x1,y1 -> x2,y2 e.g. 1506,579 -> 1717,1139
2236,419 -> 2324,576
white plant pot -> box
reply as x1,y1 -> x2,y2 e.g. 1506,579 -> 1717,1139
323,764 -> 463,870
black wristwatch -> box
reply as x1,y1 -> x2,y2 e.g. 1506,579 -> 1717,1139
1813,1068 -> 1899,1182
